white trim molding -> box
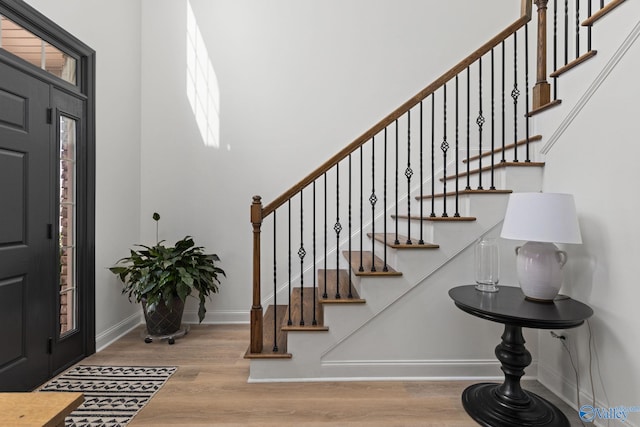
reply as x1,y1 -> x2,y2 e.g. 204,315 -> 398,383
95,312 -> 142,352
541,19 -> 640,154
182,309 -> 249,325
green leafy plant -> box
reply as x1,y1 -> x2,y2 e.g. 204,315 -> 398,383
109,213 -> 226,323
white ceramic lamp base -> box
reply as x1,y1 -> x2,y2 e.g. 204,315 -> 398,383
516,241 -> 567,302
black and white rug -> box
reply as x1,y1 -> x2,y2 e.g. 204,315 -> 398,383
40,365 -> 177,427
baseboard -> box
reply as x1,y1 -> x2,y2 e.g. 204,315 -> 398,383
249,358 -> 537,383
95,312 -> 142,352
538,363 -> 639,427
182,309 -> 248,324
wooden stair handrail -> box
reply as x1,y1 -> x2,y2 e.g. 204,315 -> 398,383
262,0 -> 532,218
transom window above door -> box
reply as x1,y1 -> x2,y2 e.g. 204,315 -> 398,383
0,15 -> 76,84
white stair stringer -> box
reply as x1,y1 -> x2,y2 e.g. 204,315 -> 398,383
248,165 -> 543,382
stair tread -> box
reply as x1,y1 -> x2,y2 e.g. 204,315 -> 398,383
462,135 -> 542,163
527,99 -> 562,117
416,189 -> 512,200
244,305 -> 291,359
343,250 -> 402,276
440,161 -> 545,181
368,233 -> 439,249
281,287 -> 328,331
550,50 -> 597,78
318,269 -> 366,303
393,214 -> 476,222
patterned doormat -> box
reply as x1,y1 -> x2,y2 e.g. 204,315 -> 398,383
40,365 -> 177,427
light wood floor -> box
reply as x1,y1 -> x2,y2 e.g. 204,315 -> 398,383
82,324 -> 582,426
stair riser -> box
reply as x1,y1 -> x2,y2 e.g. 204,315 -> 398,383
442,165 -> 544,191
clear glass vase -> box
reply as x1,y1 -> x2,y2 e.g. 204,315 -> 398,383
475,237 -> 499,292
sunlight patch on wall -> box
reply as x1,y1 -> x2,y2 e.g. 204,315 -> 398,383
186,0 -> 220,148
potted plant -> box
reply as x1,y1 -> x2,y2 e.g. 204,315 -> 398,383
109,213 -> 225,336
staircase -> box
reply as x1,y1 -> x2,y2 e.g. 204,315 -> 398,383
246,0 -> 628,382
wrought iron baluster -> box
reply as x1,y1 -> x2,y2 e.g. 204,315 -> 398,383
587,0 -> 592,52
441,84 -> 449,218
370,137 -> 377,271
564,0 -> 569,66
490,48 -> 496,189
383,128 -> 389,271
553,0 -> 558,100
575,0 -> 580,59
501,42 -> 506,162
323,173 -> 328,299
312,182 -> 317,325
419,101 -> 425,241
525,23 -> 531,163
466,68 -> 472,189
287,200 -> 292,326
298,191 -> 305,326
334,164 -> 341,299
477,57 -> 485,190
454,75 -> 460,217
272,211 -> 278,351
358,147 -> 363,273
431,95 -> 437,216
394,119 -> 400,244
406,111 -> 413,245
512,31 -> 520,162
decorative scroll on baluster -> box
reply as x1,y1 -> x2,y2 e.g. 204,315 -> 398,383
298,192 -> 305,326
334,164 -> 341,299
512,31 -> 521,163
477,57 -> 485,190
441,84 -> 449,218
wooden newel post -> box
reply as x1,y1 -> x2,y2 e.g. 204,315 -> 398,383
250,195 -> 263,354
533,0 -> 551,108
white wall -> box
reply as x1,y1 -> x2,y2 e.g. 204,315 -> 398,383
535,3 -> 640,423
138,0 -> 519,323
24,0 -> 143,347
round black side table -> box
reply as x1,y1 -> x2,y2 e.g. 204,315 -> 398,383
449,285 -> 593,427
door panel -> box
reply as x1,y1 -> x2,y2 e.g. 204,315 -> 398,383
0,60 -> 53,391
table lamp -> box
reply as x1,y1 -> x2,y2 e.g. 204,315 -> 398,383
500,192 -> 582,301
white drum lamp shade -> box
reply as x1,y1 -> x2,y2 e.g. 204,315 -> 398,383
501,193 -> 582,301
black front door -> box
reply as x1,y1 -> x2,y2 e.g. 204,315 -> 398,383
0,59 -> 90,391
0,60 -> 54,390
